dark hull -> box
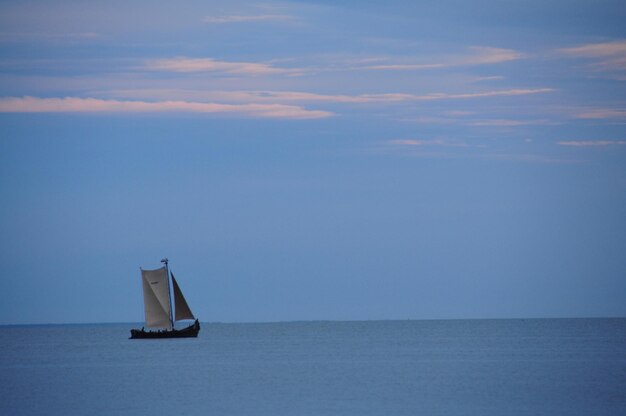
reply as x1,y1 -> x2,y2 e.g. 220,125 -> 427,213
129,320 -> 200,339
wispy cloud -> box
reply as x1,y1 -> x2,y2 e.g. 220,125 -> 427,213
203,14 -> 294,24
0,96 -> 333,119
559,40 -> 626,75
473,76 -> 505,83
94,88 -> 554,106
363,88 -> 551,103
144,58 -> 299,76
366,63 -> 446,71
407,115 -> 555,127
408,88 -> 553,101
560,40 -> 626,58
576,109 -> 626,119
558,140 -> 626,147
119,47 -> 527,82
379,138 -> 573,163
364,46 -> 523,71
468,119 -> 553,126
389,139 -> 474,148
461,46 -> 524,65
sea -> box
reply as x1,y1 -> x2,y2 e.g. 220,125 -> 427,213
1,318 -> 625,415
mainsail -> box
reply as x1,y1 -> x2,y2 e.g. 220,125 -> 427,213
172,273 -> 195,321
131,259 -> 200,339
141,267 -> 172,329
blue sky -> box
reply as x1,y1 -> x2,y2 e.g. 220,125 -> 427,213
1,0 -> 625,324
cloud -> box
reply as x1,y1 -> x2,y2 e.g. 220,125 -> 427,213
461,46 -> 523,65
214,91 -> 376,103
0,96 -> 333,119
389,139 -> 473,148
468,119 -> 553,126
144,58 -> 298,75
181,88 -> 553,103
409,88 -> 554,101
560,40 -> 626,58
364,46 -> 523,71
406,114 -> 555,127
203,14 -> 293,24
473,76 -> 505,83
366,63 -> 447,71
347,88 -> 551,103
558,140 -> 626,147
383,138 -> 575,163
576,109 -> 626,119
95,88 -> 554,106
559,40 -> 626,74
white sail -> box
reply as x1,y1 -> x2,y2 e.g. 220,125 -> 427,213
172,273 -> 195,321
141,267 -> 172,329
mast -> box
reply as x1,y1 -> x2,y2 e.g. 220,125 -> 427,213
161,258 -> 174,329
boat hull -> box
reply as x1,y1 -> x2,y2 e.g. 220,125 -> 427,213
129,319 -> 200,339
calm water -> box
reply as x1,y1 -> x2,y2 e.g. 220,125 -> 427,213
1,319 -> 625,415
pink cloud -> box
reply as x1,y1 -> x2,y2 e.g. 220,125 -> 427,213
558,140 -> 626,147
469,119 -> 552,126
98,88 -> 553,105
0,96 -> 333,119
364,47 -> 523,71
560,40 -> 626,74
461,46 -> 523,65
207,88 -> 553,103
560,40 -> 626,58
576,109 -> 626,119
389,139 -> 471,148
145,58 -> 297,75
203,14 -> 293,24
422,88 -> 554,100
366,63 -> 447,71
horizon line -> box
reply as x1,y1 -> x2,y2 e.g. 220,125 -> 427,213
2,315 -> 624,327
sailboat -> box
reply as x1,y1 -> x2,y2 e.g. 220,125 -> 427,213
130,258 -> 200,339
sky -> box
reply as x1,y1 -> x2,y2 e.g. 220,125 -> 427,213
0,0 -> 625,325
